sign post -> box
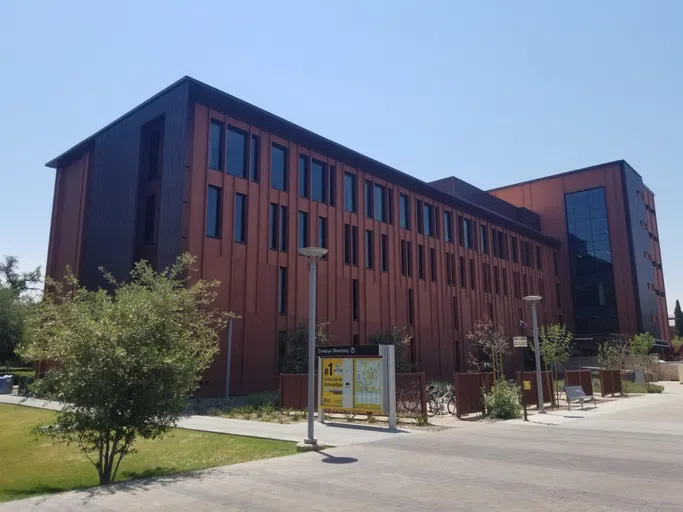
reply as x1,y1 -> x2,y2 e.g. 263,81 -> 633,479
317,345 -> 396,430
513,337 -> 529,422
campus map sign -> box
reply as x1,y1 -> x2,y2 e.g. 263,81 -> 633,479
316,345 -> 396,425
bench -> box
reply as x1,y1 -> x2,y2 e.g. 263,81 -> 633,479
564,385 -> 596,410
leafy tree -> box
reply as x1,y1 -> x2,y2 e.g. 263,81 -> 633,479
18,254 -> 233,486
0,256 -> 41,366
368,326 -> 413,373
466,316 -> 509,382
277,322 -> 331,374
629,332 -> 655,392
674,300 -> 683,338
0,255 -> 42,294
536,324 -> 574,406
597,341 -> 620,370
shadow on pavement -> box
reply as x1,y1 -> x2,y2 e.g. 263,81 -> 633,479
318,451 -> 358,464
320,422 -> 408,434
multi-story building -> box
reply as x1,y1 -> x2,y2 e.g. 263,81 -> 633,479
44,77 -> 668,395
490,161 -> 669,351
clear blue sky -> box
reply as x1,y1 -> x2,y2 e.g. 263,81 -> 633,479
1,1 -> 681,314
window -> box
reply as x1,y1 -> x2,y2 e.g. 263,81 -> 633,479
459,217 -> 474,249
522,241 -> 532,267
406,242 -> 412,277
423,203 -> 434,236
299,155 -> 309,198
374,184 -> 387,222
269,204 -> 289,251
536,245 -> 542,270
329,166 -> 336,206
381,234 -> 389,272
416,200 -> 424,233
470,259 -> 476,289
400,194 -> 410,230
353,334 -> 359,346
497,231 -> 507,260
556,283 -> 561,307
141,118 -> 163,180
446,253 -> 454,285
234,193 -> 247,243
480,225 -> 489,254
352,279 -> 359,321
553,251 -> 558,276
344,172 -> 357,212
511,236 -> 518,263
269,204 -> 278,250
522,274 -> 528,296
144,195 -> 156,245
460,256 -> 466,288
250,135 -> 259,181
417,244 -> 425,279
279,206 -> 288,251
483,263 -> 490,293
444,211 -> 453,242
513,272 -> 521,298
312,160 -> 326,203
318,217 -> 327,252
400,240 -> 408,276
365,180 -> 373,218
430,248 -> 437,281
494,266 -> 500,295
206,186 -> 222,238
209,120 -> 224,170
271,144 -> 287,191
226,126 -> 247,178
502,268 -> 508,296
365,230 -> 374,269
278,267 -> 287,314
344,224 -> 358,266
408,289 -> 414,325
298,211 -> 308,249
565,187 -> 617,333
451,297 -> 459,330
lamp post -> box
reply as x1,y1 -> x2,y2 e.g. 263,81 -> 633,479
298,246 -> 328,450
523,295 -> 545,414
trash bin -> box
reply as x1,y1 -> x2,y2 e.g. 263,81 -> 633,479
0,375 -> 13,394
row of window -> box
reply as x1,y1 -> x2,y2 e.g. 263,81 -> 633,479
206,186 -> 247,243
276,264 -> 550,328
209,120 -> 551,269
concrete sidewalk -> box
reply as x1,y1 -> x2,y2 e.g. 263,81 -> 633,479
507,380 -> 683,429
0,394 -> 414,446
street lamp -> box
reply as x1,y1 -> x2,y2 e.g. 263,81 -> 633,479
523,295 -> 545,414
298,246 -> 328,449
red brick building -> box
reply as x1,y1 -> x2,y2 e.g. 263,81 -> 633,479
44,77 -> 668,395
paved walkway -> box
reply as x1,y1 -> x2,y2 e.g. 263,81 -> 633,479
0,395 -> 414,446
3,384 -> 683,511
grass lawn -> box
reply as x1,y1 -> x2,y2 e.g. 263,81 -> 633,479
0,404 -> 297,503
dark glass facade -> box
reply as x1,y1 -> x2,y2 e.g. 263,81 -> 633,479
565,187 -> 618,334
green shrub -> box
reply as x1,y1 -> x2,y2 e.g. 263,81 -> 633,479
484,380 -> 522,420
648,383 -> 664,393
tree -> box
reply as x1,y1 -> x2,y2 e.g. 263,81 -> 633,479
674,300 -> 683,338
466,317 -> 509,382
597,341 -> 620,370
537,324 -> 574,406
0,255 -> 41,294
0,256 -> 41,365
18,254 -> 233,486
277,322 -> 331,374
368,326 -> 413,373
629,332 -> 655,392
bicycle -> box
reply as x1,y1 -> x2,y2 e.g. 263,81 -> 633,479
426,384 -> 456,416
